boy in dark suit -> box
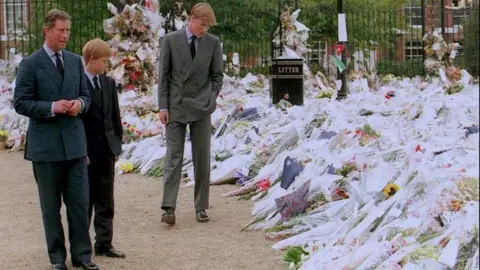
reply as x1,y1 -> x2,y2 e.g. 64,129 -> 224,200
82,39 -> 125,259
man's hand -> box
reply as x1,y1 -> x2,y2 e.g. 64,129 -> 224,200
67,99 -> 82,116
53,100 -> 73,114
159,110 -> 169,125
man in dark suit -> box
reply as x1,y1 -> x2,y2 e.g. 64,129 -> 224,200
158,2 -> 224,226
81,38 -> 125,259
13,9 -> 99,270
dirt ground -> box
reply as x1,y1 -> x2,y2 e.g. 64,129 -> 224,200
0,151 -> 285,270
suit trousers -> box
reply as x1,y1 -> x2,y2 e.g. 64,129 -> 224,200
32,158 -> 92,264
162,114 -> 211,211
87,154 -> 115,250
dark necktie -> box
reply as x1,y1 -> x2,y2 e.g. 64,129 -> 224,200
92,76 -> 103,107
190,35 -> 197,59
54,53 -> 64,76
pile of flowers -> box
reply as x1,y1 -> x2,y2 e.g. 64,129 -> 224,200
422,29 -> 471,94
163,1 -> 189,33
122,117 -> 162,143
273,6 -> 310,58
423,29 -> 451,74
104,1 -> 164,92
0,1 -> 478,269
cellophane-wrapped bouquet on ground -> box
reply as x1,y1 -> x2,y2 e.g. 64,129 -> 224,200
0,2 -> 478,269
0,55 -> 28,151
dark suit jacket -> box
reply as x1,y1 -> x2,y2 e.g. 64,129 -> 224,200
83,74 -> 123,160
13,48 -> 91,162
158,29 -> 224,123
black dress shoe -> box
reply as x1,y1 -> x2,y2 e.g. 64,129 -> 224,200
72,261 -> 99,270
52,263 -> 68,270
161,208 -> 176,225
196,210 -> 210,223
95,247 -> 126,258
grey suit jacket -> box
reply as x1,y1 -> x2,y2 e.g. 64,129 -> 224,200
158,28 -> 224,123
13,48 -> 91,162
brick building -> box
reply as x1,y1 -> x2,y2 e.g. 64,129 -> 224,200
0,0 -> 30,60
396,0 -> 477,61
306,0 -> 478,72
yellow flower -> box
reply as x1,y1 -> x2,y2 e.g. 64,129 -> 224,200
383,183 -> 400,197
118,160 -> 134,174
0,129 -> 9,140
449,199 -> 463,212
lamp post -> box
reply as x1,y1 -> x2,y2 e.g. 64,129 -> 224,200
336,0 -> 348,100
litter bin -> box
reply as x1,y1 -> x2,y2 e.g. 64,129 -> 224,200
270,58 -> 304,105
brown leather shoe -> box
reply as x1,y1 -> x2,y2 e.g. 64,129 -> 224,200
196,210 -> 210,223
161,208 -> 176,225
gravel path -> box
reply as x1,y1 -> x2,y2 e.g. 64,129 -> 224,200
0,151 -> 285,270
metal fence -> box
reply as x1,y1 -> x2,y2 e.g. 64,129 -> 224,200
0,0 -> 478,77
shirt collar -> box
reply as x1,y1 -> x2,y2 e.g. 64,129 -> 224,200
43,43 -> 62,58
84,69 -> 99,87
186,26 -> 196,40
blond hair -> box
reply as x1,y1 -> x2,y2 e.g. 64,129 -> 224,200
190,2 -> 217,26
82,38 -> 112,64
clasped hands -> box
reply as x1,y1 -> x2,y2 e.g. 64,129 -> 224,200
53,99 -> 82,116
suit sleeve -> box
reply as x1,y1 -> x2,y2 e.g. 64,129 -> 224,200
13,59 -> 53,119
77,57 -> 91,114
110,78 -> 123,139
210,37 -> 224,95
158,34 -> 171,111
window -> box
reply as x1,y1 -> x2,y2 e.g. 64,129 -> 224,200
307,41 -> 327,65
404,6 -> 423,27
4,1 -> 28,34
452,9 -> 469,25
405,41 -> 423,59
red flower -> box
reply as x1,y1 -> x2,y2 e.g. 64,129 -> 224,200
256,179 -> 270,191
415,145 -> 422,152
125,84 -> 135,90
130,72 -> 138,82
335,188 -> 349,199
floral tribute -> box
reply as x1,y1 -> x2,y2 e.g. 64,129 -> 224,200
103,1 -> 164,93
163,1 -> 189,33
273,6 -> 310,59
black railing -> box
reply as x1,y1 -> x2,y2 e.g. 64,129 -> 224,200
0,0 -> 478,77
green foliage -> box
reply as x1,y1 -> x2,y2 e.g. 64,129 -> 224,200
283,246 -> 309,267
301,0 -> 407,48
209,1 -> 277,62
377,58 -> 424,77
22,0 -> 109,55
460,11 -> 479,77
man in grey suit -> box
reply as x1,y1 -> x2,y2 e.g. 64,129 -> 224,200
13,9 -> 99,270
158,2 -> 223,226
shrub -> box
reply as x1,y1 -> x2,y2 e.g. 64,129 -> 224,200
460,11 -> 479,77
376,58 -> 424,77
